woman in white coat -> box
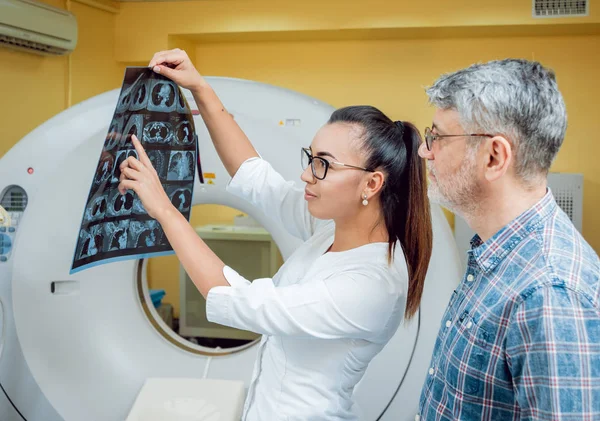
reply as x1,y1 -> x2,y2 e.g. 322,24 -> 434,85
118,49 -> 433,420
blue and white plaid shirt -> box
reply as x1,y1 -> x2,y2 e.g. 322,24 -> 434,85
418,190 -> 600,420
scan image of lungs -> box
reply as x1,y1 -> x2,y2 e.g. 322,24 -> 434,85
71,67 -> 204,274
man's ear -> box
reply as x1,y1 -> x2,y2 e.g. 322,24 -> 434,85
483,136 -> 512,182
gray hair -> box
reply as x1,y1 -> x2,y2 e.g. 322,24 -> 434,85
426,59 -> 567,183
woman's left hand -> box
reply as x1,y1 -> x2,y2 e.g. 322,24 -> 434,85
118,135 -> 174,221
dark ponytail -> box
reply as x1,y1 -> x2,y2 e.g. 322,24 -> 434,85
328,106 -> 432,320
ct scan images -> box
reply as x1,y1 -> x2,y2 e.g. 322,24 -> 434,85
167,185 -> 192,213
112,149 -> 138,183
122,114 -> 144,148
116,88 -> 132,114
130,79 -> 149,111
116,72 -> 144,114
148,79 -> 177,113
104,116 -> 124,151
106,188 -> 134,218
147,150 -> 167,179
94,153 -> 114,190
104,220 -> 130,252
175,121 -> 194,145
177,89 -> 187,113
128,220 -> 166,248
132,194 -> 147,215
83,194 -> 107,224
71,66 -> 202,274
167,150 -> 195,181
76,224 -> 104,260
143,121 -> 173,144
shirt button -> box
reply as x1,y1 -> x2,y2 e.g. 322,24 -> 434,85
445,320 -> 452,328
428,367 -> 435,375
467,274 -> 474,282
415,415 -> 421,421
466,321 -> 473,329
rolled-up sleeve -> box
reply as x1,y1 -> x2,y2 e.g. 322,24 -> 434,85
206,265 -> 397,340
227,157 -> 318,241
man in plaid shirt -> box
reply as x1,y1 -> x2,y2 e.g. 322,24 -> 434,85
417,59 -> 600,420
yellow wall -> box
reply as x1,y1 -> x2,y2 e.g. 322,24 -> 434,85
68,2 -> 123,105
2,0 -> 599,320
0,0 -> 122,157
192,34 -> 600,251
114,0 -> 600,62
149,33 -> 600,317
113,2 -> 599,317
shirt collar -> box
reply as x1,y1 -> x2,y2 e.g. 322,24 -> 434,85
468,189 -> 557,273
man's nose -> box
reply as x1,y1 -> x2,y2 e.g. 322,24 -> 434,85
418,141 -> 433,160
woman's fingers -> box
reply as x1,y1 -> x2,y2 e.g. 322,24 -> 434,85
148,49 -> 186,69
147,48 -> 204,90
151,64 -> 179,81
131,135 -> 154,170
121,167 -> 141,181
118,179 -> 138,195
120,154 -> 144,173
148,50 -> 171,68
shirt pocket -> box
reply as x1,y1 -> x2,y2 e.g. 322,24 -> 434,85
442,310 -> 491,396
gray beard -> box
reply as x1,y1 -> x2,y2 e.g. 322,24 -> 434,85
428,184 -> 481,218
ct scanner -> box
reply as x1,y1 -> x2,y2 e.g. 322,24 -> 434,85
0,77 -> 463,421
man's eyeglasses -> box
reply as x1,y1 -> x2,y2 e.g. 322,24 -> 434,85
424,127 -> 494,151
301,147 -> 374,180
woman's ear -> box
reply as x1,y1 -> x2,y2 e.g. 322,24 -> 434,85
365,171 -> 385,198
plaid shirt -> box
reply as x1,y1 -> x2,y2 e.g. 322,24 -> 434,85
418,190 -> 600,420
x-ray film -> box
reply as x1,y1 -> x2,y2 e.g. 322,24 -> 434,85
71,67 -> 204,274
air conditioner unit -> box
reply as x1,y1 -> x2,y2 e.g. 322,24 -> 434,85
0,0 -> 77,56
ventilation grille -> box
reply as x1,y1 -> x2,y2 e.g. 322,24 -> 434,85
0,34 -> 68,55
547,173 -> 583,232
0,186 -> 28,212
554,188 -> 575,220
533,0 -> 588,17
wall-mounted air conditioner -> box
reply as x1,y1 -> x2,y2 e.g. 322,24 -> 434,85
0,0 -> 77,56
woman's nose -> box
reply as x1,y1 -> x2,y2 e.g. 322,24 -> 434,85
300,165 -> 316,183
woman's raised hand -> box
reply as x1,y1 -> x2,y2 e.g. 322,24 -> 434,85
148,48 -> 205,92
118,135 -> 174,221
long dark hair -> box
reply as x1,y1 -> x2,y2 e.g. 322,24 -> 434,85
328,106 -> 432,319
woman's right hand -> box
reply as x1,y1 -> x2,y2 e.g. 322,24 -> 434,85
148,49 -> 205,92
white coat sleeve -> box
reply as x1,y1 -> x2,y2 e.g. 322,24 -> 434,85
206,265 -> 399,341
226,157 -> 320,241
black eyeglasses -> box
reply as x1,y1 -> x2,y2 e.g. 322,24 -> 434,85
301,148 -> 373,180
424,127 -> 494,151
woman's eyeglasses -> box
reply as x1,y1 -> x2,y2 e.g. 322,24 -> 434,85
301,148 -> 373,180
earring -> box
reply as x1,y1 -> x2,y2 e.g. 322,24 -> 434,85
362,193 -> 368,206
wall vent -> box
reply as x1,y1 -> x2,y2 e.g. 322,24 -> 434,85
533,0 -> 588,18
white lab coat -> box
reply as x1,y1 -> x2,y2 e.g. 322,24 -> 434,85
206,157 -> 408,421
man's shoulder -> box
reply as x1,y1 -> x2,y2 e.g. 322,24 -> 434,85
503,210 -> 599,308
